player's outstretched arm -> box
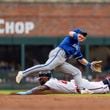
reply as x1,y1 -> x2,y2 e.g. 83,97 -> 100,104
68,31 -> 76,37
69,31 -> 84,38
78,58 -> 90,66
78,58 -> 102,73
16,85 -> 49,95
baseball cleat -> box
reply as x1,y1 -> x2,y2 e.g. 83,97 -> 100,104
103,77 -> 110,89
16,71 -> 23,84
80,88 -> 94,94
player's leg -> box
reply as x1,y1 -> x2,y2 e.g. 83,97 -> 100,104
81,79 -> 109,93
102,78 -> 110,89
16,85 -> 49,95
16,47 -> 66,83
102,78 -> 110,93
55,62 -> 93,94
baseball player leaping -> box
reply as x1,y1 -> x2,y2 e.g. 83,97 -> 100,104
16,28 -> 100,94
16,71 -> 110,95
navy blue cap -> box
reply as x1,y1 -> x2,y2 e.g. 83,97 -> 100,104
74,28 -> 87,37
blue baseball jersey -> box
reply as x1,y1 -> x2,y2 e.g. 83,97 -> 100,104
59,33 -> 83,60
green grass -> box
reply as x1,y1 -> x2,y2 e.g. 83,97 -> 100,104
0,90 -> 23,94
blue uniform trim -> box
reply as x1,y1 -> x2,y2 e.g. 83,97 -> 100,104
86,62 -> 91,67
23,49 -> 62,74
75,55 -> 83,60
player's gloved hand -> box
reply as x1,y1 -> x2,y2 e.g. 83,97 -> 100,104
90,60 -> 102,73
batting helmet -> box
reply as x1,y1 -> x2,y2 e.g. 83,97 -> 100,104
38,71 -> 51,78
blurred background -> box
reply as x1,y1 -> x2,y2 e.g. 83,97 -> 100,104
0,0 -> 110,90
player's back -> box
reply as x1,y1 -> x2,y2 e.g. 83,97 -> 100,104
45,78 -> 77,93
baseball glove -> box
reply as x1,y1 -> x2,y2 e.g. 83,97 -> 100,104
90,60 -> 102,73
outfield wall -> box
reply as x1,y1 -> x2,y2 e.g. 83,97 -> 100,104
0,2 -> 110,37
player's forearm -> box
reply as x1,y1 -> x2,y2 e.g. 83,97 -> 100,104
17,85 -> 49,95
28,85 -> 49,94
69,31 -> 76,37
78,58 -> 91,66
69,31 -> 82,38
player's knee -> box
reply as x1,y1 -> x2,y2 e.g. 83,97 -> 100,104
73,68 -> 82,76
44,65 -> 53,71
76,68 -> 82,74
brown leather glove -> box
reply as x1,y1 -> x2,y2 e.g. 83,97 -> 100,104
90,60 -> 102,73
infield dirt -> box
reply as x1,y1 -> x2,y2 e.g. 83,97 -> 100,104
0,94 -> 110,110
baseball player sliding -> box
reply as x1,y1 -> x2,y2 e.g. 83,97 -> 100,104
16,71 -> 110,95
16,28 -> 102,94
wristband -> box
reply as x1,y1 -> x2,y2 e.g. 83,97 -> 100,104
86,62 -> 91,67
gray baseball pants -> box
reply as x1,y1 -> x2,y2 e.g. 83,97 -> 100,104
22,47 -> 83,89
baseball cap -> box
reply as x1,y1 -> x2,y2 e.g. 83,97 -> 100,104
74,28 -> 87,37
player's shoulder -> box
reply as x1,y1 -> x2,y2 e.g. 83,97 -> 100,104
48,78 -> 57,82
44,78 -> 58,87
45,78 -> 57,83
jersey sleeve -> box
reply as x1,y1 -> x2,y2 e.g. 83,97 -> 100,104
72,32 -> 78,41
74,51 -> 83,60
44,78 -> 55,88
